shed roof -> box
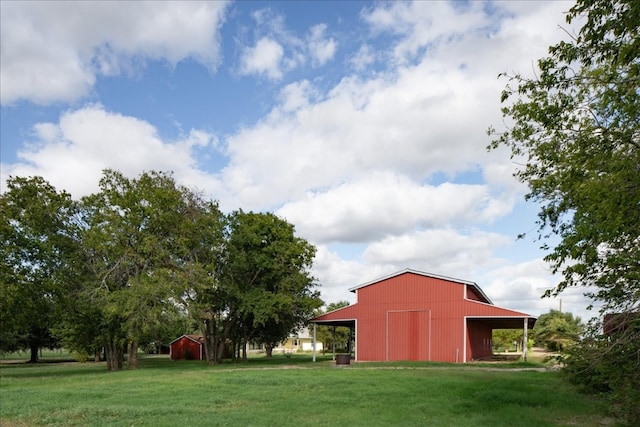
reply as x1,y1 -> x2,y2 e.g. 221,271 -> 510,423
169,334 -> 204,345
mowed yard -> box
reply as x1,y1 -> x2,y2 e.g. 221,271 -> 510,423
0,353 -> 621,427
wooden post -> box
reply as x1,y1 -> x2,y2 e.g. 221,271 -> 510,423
522,318 -> 528,362
332,325 -> 336,361
312,323 -> 317,362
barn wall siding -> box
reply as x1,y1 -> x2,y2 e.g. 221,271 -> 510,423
466,320 -> 493,360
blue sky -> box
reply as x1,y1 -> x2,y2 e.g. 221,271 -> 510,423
0,1 -> 596,319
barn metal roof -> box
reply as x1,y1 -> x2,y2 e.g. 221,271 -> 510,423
348,268 -> 494,305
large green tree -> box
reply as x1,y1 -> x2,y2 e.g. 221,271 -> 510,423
213,211 -> 322,361
81,169 -> 216,370
1,170 -> 322,371
531,310 -> 583,352
489,0 -> 639,421
177,199 -> 226,364
0,176 -> 80,362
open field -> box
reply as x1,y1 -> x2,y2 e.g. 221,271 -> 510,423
0,354 -> 621,427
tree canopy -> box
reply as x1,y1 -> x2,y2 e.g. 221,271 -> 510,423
0,176 -> 80,362
531,310 -> 583,352
1,170 -> 322,370
81,170 -> 211,369
489,0 -> 639,421
489,0 -> 639,313
209,211 -> 322,360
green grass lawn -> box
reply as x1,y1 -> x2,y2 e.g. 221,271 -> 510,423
0,354 -> 621,427
0,349 -> 75,362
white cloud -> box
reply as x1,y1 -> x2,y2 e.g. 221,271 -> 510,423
235,8 -> 337,80
277,80 -> 317,113
221,59 -> 504,211
363,228 -> 510,277
307,24 -> 337,66
363,1 -> 490,64
0,105 -> 221,198
0,1 -> 229,105
349,44 -> 376,71
362,1 -> 574,66
218,1 -> 579,215
277,172 -> 514,244
239,37 -> 285,80
479,258 -> 600,321
311,246 -> 366,305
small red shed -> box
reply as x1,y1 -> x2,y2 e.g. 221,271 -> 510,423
312,269 -> 536,363
169,334 -> 204,361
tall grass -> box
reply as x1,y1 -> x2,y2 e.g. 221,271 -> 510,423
0,354 -> 621,426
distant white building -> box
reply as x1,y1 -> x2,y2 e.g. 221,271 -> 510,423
273,327 -> 323,352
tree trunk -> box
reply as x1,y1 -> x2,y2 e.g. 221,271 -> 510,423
242,333 -> 248,363
202,317 -> 218,364
265,344 -> 273,358
29,342 -> 39,363
216,338 -> 226,363
127,340 -> 138,369
232,339 -> 238,361
215,320 -> 232,363
105,340 -> 123,371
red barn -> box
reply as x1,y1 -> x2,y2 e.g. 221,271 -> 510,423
169,335 -> 204,361
312,269 -> 536,363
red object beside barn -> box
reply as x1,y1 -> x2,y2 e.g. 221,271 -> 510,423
169,335 -> 204,361
312,269 -> 536,363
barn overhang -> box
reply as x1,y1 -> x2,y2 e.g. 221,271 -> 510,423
464,316 -> 536,362
465,316 -> 536,330
311,305 -> 358,331
310,318 -> 356,362
312,319 -> 356,328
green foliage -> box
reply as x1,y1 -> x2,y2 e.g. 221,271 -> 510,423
562,315 -> 640,423
214,211 -> 323,358
0,176 -> 80,361
531,310 -> 584,352
489,0 -> 639,310
492,329 -> 523,352
81,169 -> 224,370
489,0 -> 639,421
1,170 -> 321,371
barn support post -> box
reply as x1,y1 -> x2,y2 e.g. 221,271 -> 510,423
312,323 -> 317,362
522,318 -> 528,362
462,318 -> 467,363
332,325 -> 336,361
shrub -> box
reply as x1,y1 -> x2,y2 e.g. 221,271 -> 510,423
72,351 -> 89,363
563,321 -> 640,424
